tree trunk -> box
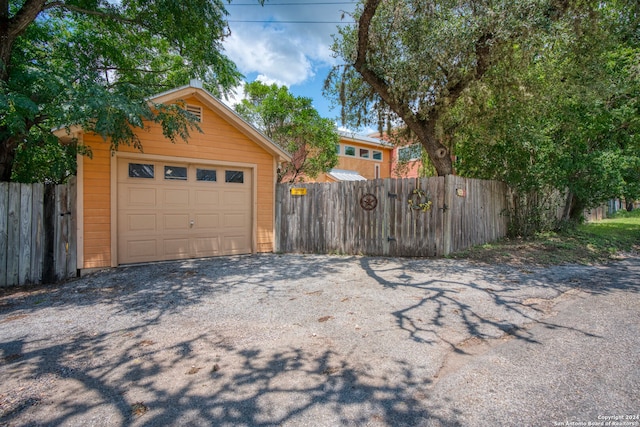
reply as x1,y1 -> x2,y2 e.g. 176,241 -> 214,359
561,192 -> 585,223
0,135 -> 17,182
411,122 -> 454,176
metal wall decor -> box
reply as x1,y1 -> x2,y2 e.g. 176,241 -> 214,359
359,193 -> 378,211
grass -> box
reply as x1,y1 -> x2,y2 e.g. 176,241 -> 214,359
451,209 -> 640,266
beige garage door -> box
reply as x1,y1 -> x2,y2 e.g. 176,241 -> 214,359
117,159 -> 252,264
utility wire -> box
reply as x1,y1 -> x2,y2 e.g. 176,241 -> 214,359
228,1 -> 356,5
228,20 -> 353,23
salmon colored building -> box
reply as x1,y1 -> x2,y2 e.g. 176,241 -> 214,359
59,81 -> 291,272
314,132 -> 394,182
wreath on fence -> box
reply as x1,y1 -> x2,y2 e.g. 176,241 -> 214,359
408,188 -> 433,212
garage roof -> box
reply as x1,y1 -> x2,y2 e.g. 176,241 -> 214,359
152,81 -> 292,163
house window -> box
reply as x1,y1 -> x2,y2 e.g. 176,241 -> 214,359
398,144 -> 422,161
344,146 -> 356,157
164,165 -> 187,180
225,170 -> 244,183
196,168 -> 217,182
335,144 -> 341,154
129,163 -> 154,179
359,148 -> 370,159
373,150 -> 383,161
185,104 -> 202,122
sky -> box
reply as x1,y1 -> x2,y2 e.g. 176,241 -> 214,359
222,0 -> 360,130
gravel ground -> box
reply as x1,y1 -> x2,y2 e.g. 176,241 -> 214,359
0,254 -> 638,427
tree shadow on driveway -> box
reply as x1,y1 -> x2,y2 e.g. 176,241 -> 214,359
1,254 -> 638,426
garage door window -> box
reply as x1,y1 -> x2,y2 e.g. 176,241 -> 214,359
164,165 -> 187,180
129,163 -> 154,179
196,168 -> 217,182
225,170 -> 244,183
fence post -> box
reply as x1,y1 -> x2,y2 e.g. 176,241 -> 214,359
442,175 -> 453,256
43,184 -> 56,283
0,183 -> 7,286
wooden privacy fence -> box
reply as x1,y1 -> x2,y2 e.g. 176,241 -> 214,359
275,175 -> 509,257
0,178 -> 77,287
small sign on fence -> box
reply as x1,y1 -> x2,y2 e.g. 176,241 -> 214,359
290,188 -> 307,196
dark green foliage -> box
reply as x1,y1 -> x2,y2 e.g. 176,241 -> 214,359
235,81 -> 339,183
1,0 -> 242,182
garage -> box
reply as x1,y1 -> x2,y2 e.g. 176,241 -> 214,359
117,157 -> 252,264
68,81 -> 291,271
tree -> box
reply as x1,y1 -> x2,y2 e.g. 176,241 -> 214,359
1,0 -> 243,182
235,81 -> 339,183
451,0 -> 640,224
325,0 -> 572,176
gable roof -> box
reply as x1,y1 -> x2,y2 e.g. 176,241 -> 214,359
151,81 -> 291,163
54,81 -> 292,163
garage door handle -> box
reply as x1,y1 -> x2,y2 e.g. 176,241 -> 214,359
190,220 -> 194,228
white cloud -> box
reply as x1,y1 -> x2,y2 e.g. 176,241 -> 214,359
220,83 -> 246,108
223,1 -> 355,87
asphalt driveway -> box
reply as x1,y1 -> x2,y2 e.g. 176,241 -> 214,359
0,254 -> 638,426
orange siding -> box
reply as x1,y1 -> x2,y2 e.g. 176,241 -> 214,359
332,139 -> 393,180
80,95 -> 278,269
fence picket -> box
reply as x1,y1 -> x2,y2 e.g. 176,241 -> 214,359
0,183 -> 7,285
19,184 -> 32,284
6,184 -> 20,286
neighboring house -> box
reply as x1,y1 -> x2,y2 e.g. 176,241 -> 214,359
391,143 -> 423,179
367,131 -> 424,179
56,81 -> 291,271
314,132 -> 393,182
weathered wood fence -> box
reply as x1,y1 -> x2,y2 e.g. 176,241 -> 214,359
275,175 -> 509,257
0,178 -> 77,287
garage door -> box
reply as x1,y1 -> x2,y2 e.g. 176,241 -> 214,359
117,159 -> 252,264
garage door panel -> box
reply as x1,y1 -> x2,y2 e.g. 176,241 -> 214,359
163,189 -> 190,206
194,189 -> 220,206
126,239 -> 157,258
223,212 -> 248,228
192,237 -> 221,256
194,213 -> 220,229
163,214 -> 190,230
222,190 -> 250,206
118,159 -> 252,264
163,238 -> 190,257
223,235 -> 251,253
122,214 -> 157,232
125,187 -> 157,207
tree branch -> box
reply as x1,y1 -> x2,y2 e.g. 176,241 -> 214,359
43,1 -> 137,24
7,0 -> 46,39
354,0 -> 423,127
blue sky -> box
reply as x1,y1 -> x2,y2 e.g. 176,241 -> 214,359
222,0 -> 360,130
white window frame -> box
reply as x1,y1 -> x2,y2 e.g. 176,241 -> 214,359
398,144 -> 422,161
344,145 -> 356,157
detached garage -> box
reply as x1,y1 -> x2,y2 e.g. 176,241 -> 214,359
68,81 -> 291,272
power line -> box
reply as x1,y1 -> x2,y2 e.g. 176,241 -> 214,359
228,19 -> 354,23
228,1 -> 356,5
